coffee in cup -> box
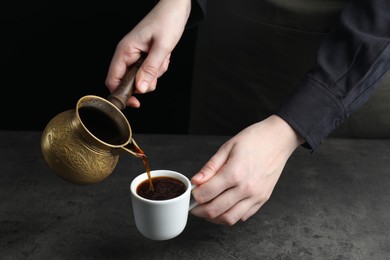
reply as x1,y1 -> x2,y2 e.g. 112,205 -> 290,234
136,176 -> 187,200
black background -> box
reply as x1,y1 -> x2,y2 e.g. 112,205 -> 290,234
0,1 -> 197,134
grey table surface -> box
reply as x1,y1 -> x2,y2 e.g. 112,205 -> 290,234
1,130 -> 389,260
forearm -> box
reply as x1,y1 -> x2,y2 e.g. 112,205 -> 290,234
155,0 -> 192,29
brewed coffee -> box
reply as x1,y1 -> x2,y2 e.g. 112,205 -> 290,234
137,176 -> 186,200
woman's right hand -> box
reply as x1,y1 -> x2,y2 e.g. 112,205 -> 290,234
105,0 -> 192,108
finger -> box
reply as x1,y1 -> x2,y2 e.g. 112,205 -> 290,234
106,50 -> 141,93
212,198 -> 259,225
126,96 -> 141,108
191,185 -> 245,220
148,77 -> 158,92
240,202 -> 262,222
191,143 -> 231,185
157,54 -> 170,78
218,198 -> 258,225
135,59 -> 163,95
136,44 -> 170,93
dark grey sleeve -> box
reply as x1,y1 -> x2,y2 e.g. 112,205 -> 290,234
186,0 -> 207,28
276,0 -> 390,151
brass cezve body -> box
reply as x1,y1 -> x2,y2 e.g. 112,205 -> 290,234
41,55 -> 145,185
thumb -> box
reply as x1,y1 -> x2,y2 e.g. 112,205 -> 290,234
136,46 -> 168,92
191,145 -> 230,185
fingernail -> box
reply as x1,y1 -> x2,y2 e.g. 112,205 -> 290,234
138,81 -> 148,92
192,173 -> 204,181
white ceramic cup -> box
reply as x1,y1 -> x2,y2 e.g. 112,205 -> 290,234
130,169 -> 198,240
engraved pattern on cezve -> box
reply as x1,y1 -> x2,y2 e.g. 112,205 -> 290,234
47,112 -> 117,180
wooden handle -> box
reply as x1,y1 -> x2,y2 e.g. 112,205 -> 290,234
107,54 -> 146,110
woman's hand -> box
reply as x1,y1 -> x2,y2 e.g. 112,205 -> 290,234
190,115 -> 304,225
105,0 -> 191,107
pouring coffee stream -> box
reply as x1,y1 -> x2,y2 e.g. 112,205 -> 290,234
41,54 -> 154,189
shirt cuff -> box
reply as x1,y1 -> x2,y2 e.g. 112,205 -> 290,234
275,77 -> 346,151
